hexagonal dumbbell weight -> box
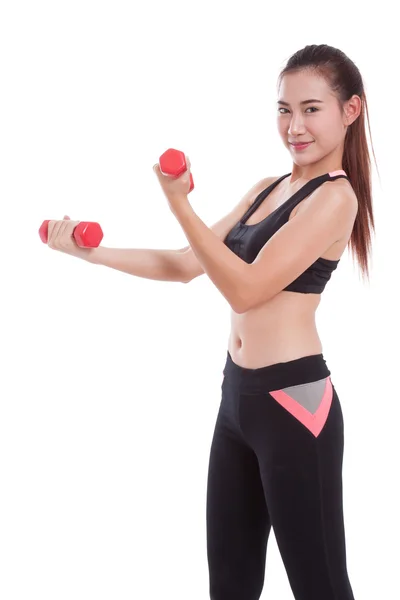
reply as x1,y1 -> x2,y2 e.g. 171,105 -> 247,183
39,220 -> 103,247
158,148 -> 194,193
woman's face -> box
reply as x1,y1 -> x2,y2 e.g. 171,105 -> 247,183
276,71 -> 348,165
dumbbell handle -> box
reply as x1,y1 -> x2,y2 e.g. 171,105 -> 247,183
39,220 -> 103,248
159,148 -> 194,193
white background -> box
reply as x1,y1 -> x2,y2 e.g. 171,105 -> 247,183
1,1 -> 398,599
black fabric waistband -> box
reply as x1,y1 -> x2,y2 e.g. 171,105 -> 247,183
223,350 -> 331,393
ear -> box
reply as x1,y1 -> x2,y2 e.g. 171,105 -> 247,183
344,94 -> 362,126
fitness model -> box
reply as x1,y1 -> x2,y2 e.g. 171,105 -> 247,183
43,44 -> 375,600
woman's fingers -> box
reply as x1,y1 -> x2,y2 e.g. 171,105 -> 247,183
47,219 -> 79,250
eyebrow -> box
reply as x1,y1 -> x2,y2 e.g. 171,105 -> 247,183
277,98 -> 324,106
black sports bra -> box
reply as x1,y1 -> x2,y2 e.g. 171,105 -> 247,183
223,170 -> 350,294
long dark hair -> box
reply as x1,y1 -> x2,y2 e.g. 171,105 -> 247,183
278,44 -> 378,281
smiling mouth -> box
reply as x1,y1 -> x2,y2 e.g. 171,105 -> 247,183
290,142 -> 313,146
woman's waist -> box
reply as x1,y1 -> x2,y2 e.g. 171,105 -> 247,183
228,313 -> 322,369
228,332 -> 322,368
230,304 -> 319,338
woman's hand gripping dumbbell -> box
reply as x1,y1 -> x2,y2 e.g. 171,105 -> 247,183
157,148 -> 194,194
153,148 -> 194,214
38,216 -> 103,259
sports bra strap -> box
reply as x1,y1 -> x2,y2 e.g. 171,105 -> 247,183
240,170 -> 350,225
329,169 -> 348,178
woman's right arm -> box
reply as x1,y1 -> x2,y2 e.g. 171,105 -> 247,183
87,246 -> 191,283
46,218 -> 191,283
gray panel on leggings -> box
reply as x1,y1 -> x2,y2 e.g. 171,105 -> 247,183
281,378 -> 327,414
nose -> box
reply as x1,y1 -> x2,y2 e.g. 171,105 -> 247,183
288,113 -> 306,136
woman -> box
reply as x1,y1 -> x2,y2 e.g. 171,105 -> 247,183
46,44 -> 375,600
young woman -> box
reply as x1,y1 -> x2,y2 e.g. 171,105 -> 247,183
46,44 -> 375,600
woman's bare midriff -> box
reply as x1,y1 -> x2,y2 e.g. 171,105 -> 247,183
225,178 -> 356,369
224,173 -> 356,369
228,291 -> 323,369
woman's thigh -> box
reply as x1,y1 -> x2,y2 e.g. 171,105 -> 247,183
206,382 -> 271,599
240,380 -> 355,600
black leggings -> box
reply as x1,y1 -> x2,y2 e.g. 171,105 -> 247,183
206,350 -> 355,600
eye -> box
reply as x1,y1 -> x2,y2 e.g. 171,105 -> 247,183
278,107 -> 319,114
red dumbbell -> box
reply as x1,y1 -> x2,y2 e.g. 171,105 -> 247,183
39,220 -> 104,248
159,148 -> 194,193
